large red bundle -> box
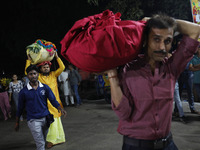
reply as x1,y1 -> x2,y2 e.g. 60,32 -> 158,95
60,10 -> 146,72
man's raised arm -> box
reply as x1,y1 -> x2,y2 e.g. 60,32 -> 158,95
54,51 -> 65,77
176,19 -> 200,40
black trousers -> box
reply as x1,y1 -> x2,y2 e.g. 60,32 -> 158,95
122,138 -> 178,150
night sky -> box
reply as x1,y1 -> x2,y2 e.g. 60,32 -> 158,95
0,0 -> 193,77
0,0 -> 101,77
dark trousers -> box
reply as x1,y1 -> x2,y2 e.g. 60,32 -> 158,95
178,71 -> 195,111
122,140 -> 178,150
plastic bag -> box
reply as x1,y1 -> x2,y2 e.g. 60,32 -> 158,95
26,39 -> 57,65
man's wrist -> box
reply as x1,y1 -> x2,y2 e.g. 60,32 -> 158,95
108,73 -> 117,77
108,75 -> 118,80
107,69 -> 118,78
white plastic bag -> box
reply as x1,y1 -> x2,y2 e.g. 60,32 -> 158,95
26,41 -> 55,65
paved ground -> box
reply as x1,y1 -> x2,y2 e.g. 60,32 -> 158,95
0,99 -> 200,150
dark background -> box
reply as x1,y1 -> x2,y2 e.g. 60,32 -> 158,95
0,0 -> 100,77
0,0 -> 192,77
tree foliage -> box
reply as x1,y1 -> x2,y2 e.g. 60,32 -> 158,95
87,0 -> 192,21
87,0 -> 143,20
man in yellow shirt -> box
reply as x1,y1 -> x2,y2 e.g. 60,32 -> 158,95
25,51 -> 66,148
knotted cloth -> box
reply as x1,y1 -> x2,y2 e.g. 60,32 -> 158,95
60,10 -> 146,72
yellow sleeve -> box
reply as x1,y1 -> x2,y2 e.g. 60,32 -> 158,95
54,57 -> 65,77
25,60 -> 31,75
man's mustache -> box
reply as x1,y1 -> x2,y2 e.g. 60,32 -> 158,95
154,50 -> 167,54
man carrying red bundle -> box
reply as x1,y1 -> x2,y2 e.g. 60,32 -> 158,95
106,14 -> 200,150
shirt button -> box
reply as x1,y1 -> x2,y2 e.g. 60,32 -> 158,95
155,113 -> 158,116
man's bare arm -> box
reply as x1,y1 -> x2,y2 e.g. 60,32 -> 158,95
189,63 -> 200,71
176,19 -> 200,40
106,69 -> 123,107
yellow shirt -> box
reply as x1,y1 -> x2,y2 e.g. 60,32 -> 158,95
25,58 -> 65,118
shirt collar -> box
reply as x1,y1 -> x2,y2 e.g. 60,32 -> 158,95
27,81 -> 44,90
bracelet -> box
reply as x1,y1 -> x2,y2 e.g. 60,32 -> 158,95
108,75 -> 118,79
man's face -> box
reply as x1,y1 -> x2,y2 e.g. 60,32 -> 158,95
147,27 -> 174,62
40,64 -> 50,74
27,70 -> 39,83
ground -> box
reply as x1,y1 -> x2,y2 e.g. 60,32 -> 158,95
0,99 -> 200,150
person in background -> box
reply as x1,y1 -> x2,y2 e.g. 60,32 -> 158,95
25,51 -> 66,148
22,75 -> 29,87
8,74 -> 23,121
178,62 -> 198,114
58,67 -> 75,106
173,81 -> 187,123
68,64 -> 82,106
0,81 -> 11,120
189,46 -> 200,106
15,65 -> 66,150
106,14 -> 200,150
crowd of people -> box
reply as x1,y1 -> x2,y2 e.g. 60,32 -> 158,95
0,51 -> 82,150
0,59 -> 82,120
0,13 -> 200,150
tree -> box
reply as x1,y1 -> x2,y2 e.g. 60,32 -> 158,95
88,0 -> 143,20
87,0 -> 192,21
151,0 -> 192,21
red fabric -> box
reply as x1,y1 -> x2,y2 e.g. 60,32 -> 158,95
37,61 -> 52,67
60,10 -> 146,72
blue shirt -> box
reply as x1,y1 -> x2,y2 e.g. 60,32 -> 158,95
189,55 -> 200,84
17,81 -> 60,121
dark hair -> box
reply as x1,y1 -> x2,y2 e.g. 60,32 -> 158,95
26,65 -> 39,74
141,14 -> 177,54
145,14 -> 177,36
68,64 -> 75,69
12,74 -> 18,77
